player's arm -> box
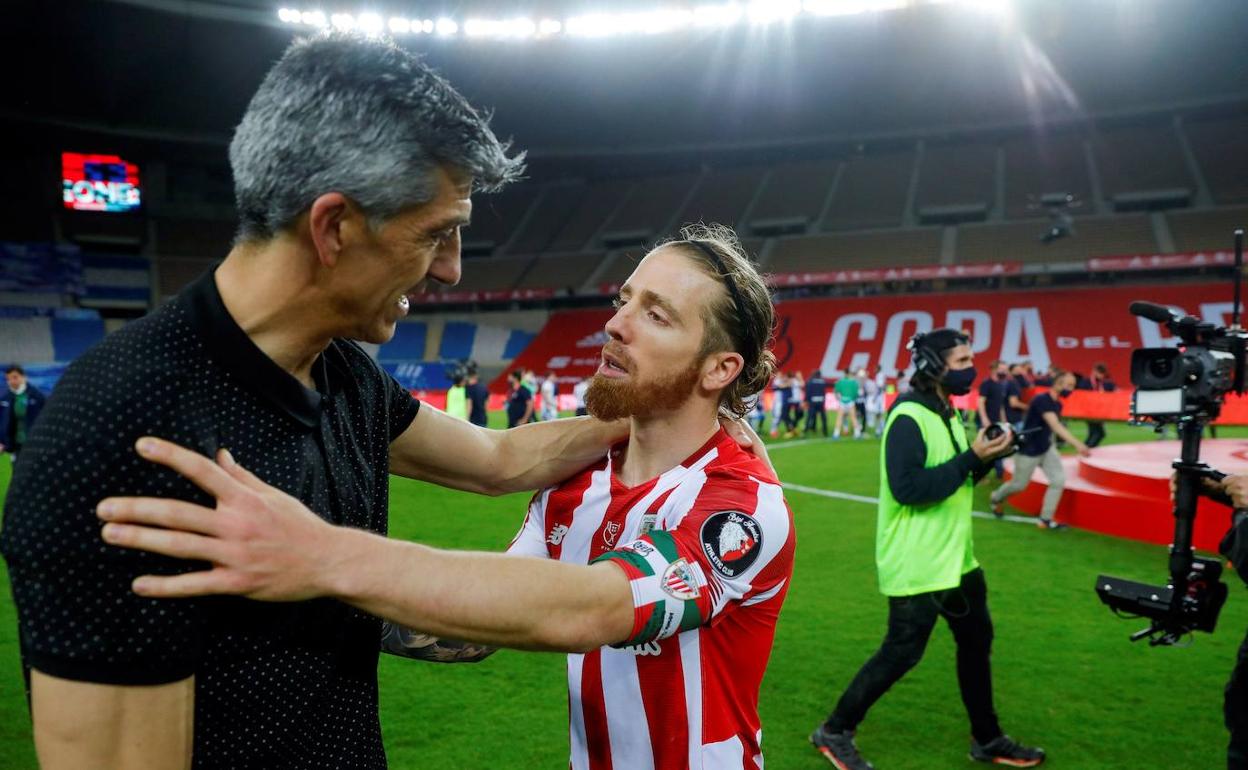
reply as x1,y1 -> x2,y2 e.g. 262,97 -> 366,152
99,438 -> 635,652
1042,411 -> 1090,456
381,622 -> 498,663
31,671 -> 193,770
388,405 -> 628,496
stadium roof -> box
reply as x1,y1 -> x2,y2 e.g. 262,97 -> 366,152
9,0 -> 1248,156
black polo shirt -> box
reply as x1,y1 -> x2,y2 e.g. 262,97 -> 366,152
1,270 -> 419,769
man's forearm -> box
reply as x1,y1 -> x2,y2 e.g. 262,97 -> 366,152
490,416 -> 625,494
322,527 -> 632,653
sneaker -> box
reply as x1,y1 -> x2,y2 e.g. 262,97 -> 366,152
990,499 -> 1004,519
970,734 -> 1045,767
1036,519 -> 1069,531
810,725 -> 875,770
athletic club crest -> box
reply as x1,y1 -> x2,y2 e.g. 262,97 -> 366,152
700,510 -> 763,578
661,558 -> 701,601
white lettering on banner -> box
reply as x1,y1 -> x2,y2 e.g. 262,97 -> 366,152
547,356 -> 571,369
999,308 -> 1051,371
1202,302 -> 1235,328
945,310 -> 991,352
819,313 -> 878,376
1057,337 -> 1077,349
1138,308 -> 1184,348
879,311 -> 933,375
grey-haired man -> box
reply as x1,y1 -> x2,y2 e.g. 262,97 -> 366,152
2,33 -> 636,770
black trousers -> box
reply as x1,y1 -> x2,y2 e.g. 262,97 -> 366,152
1086,421 -> 1107,448
1228,626 -> 1248,769
805,403 -> 828,435
826,568 -> 1003,744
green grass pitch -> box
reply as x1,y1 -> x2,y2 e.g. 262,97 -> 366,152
0,417 -> 1243,768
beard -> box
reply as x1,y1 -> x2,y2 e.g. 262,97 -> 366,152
585,356 -> 704,421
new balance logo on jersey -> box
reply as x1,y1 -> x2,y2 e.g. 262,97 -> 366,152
547,524 -> 570,545
700,510 -> 763,578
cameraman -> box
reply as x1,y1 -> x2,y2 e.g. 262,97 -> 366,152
1197,473 -> 1248,770
810,329 -> 1046,769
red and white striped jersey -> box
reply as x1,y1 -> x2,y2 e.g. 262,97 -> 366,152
508,428 -> 796,770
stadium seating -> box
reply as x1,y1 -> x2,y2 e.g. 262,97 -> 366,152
451,255 -> 537,293
515,252 -> 608,291
507,184 -> 588,254
1090,120 -> 1194,204
463,185 -> 539,254
1002,132 -> 1092,219
820,148 -> 913,231
1167,206 -> 1248,252
599,173 -> 697,243
955,214 -> 1157,263
546,179 -> 634,252
747,160 -> 839,234
915,141 -> 997,218
1184,112 -> 1248,205
768,229 -> 943,273
674,166 -> 768,231
155,217 -> 237,261
0,309 -> 105,368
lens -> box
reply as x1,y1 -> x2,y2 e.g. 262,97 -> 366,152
1147,356 -> 1174,380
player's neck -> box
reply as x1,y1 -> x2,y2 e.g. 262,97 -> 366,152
215,242 -> 337,388
617,403 -> 721,487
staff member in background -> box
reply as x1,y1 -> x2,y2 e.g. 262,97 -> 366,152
769,370 -> 790,438
1004,363 -> 1029,427
810,329 -> 1045,770
539,371 -> 558,421
977,361 -> 1010,480
1081,362 -> 1115,448
572,376 -> 590,416
863,366 -> 884,438
805,369 -> 829,437
445,369 -> 468,421
990,370 -> 1091,529
833,370 -> 862,440
506,369 -> 534,428
0,365 -> 46,464
464,363 -> 489,428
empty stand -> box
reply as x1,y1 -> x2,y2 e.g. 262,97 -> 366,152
463,185 -> 539,254
451,255 -> 534,293
1003,132 -> 1092,219
155,217 -> 237,260
767,229 -> 942,273
508,184 -> 587,255
547,179 -> 634,252
1091,121 -> 1193,204
1185,112 -> 1248,205
515,252 -> 608,291
956,214 -> 1156,263
600,174 -> 697,243
821,148 -> 913,231
674,166 -> 768,230
1167,206 -> 1248,252
748,160 -> 839,233
916,141 -> 996,218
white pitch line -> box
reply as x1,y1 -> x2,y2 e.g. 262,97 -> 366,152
767,437 -> 880,451
782,481 -> 1037,525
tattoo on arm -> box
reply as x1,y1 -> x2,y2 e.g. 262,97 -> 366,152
380,622 -> 498,664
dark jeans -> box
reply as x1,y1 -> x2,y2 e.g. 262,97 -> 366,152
1228,626 -> 1248,769
825,568 -> 1003,744
805,403 -> 828,436
1086,421 -> 1106,448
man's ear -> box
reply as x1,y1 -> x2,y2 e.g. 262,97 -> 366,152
307,193 -> 356,269
702,351 -> 745,393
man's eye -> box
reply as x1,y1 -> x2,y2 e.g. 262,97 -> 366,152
611,296 -> 624,309
648,310 -> 667,324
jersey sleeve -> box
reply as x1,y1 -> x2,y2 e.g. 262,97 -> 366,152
384,368 -> 421,441
505,489 -> 551,559
592,473 -> 794,648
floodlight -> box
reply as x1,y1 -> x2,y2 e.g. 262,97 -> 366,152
539,18 -> 563,35
388,16 -> 411,34
565,14 -> 616,37
803,0 -> 908,15
435,17 -> 459,36
747,0 -> 802,23
693,3 -> 744,27
277,8 -> 298,23
421,19 -> 435,33
331,12 -> 355,31
356,12 -> 384,36
301,10 -> 327,27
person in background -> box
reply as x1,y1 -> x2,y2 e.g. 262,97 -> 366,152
854,368 -> 872,437
1005,363 -> 1029,428
769,371 -> 790,438
540,371 -> 559,422
506,369 -> 534,428
895,367 -> 912,395
1081,363 -> 1115,448
990,370 -> 1091,529
572,376 -> 590,417
833,370 -> 862,440
977,361 -> 1009,480
1010,362 -> 1030,394
464,364 -> 489,428
805,369 -> 829,437
866,365 -> 886,438
0,365 -> 47,464
445,369 -> 468,421
787,371 -> 805,439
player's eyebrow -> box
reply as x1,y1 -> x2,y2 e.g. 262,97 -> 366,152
639,288 -> 683,325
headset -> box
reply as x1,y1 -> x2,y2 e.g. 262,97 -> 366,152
907,330 -> 970,380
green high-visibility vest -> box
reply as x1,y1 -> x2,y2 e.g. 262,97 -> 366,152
876,400 -> 978,597
446,385 -> 468,421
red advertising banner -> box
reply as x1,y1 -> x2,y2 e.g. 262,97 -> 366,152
1086,250 -> 1234,272
412,287 -> 557,305
501,282 -> 1236,390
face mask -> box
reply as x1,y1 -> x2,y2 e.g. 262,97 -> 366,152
996,372 -> 1008,381
942,366 -> 977,396
1059,388 -> 1073,398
